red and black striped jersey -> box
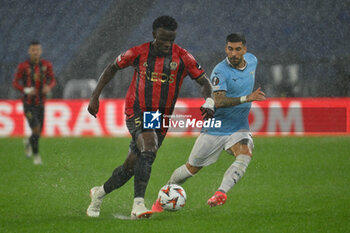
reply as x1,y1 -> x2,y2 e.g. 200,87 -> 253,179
114,42 -> 205,119
13,59 -> 56,106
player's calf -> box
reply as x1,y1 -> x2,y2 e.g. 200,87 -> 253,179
23,138 -> 32,158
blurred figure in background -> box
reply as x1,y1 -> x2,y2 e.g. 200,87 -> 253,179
13,41 -> 56,165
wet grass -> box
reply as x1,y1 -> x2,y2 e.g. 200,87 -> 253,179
1,136 -> 349,233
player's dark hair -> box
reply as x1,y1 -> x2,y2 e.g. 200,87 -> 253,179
226,33 -> 246,45
29,40 -> 41,46
152,16 -> 178,31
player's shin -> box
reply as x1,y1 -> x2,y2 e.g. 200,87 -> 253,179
103,165 -> 134,193
134,151 -> 156,198
30,134 -> 40,154
218,154 -> 251,193
168,164 -> 194,185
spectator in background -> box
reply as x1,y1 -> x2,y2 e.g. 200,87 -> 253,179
13,40 -> 56,165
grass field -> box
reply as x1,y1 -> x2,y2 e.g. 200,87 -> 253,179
1,136 -> 350,233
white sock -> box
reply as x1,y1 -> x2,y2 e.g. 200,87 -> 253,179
168,164 -> 194,185
97,185 -> 106,198
218,154 -> 251,193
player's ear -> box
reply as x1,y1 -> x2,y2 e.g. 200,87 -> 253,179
243,45 -> 247,54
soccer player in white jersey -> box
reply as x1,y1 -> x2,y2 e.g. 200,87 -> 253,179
152,33 -> 265,211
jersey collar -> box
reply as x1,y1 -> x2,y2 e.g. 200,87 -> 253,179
226,57 -> 247,71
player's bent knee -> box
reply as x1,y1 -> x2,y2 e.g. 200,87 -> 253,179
186,162 -> 202,175
231,140 -> 253,157
32,127 -> 41,135
137,131 -> 159,153
123,151 -> 138,172
140,151 -> 157,165
237,147 -> 252,157
141,144 -> 158,153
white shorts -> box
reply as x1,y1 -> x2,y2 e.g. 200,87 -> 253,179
188,130 -> 254,167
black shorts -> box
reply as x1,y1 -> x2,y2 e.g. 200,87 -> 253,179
126,115 -> 165,154
24,104 -> 44,129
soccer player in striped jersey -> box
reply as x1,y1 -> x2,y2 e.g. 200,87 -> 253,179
86,16 -> 214,219
13,41 -> 56,165
152,33 -> 266,212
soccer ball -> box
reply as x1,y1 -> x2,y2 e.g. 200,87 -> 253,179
157,184 -> 187,211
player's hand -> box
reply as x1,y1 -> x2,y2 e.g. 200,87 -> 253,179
200,98 -> 215,120
200,107 -> 214,120
24,87 -> 35,96
247,87 -> 266,102
88,98 -> 99,118
42,85 -> 51,95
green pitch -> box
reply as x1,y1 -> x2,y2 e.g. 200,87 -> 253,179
1,136 -> 349,233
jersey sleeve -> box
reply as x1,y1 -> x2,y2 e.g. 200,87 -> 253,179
210,67 -> 227,92
13,63 -> 24,92
114,47 -> 138,69
181,49 -> 205,79
46,61 -> 56,88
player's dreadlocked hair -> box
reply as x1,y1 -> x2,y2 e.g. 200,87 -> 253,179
152,15 -> 178,31
226,33 -> 246,45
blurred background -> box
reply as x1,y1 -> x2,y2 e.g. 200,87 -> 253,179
1,0 -> 350,100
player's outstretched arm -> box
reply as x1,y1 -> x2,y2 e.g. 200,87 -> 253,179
214,87 -> 266,108
196,74 -> 214,120
195,74 -> 212,100
88,63 -> 119,117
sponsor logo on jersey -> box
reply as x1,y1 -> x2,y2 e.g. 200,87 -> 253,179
34,73 -> 40,81
143,71 -> 175,84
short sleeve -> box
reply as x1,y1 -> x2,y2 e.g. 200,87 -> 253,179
210,67 -> 227,92
13,63 -> 25,91
114,47 -> 138,69
45,61 -> 56,88
46,61 -> 54,78
15,63 -> 24,79
181,49 -> 205,79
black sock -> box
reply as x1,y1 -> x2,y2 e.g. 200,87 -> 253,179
29,134 -> 40,154
103,165 -> 134,194
134,151 -> 156,198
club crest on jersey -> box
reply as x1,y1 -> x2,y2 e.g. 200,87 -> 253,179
212,76 -> 220,86
143,62 -> 148,67
143,110 -> 161,129
170,62 -> 177,71
41,66 -> 47,72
